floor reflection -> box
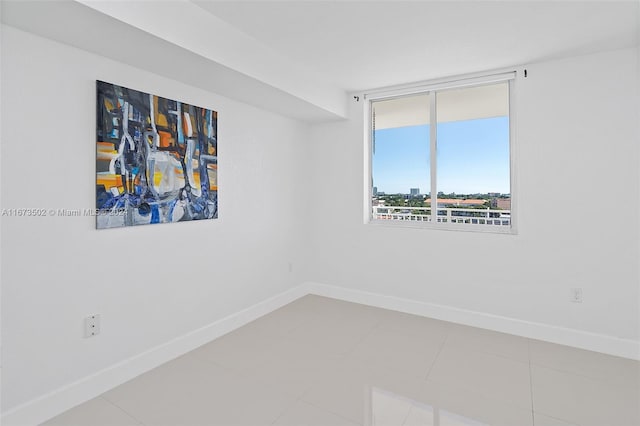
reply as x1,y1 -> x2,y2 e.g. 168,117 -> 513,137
366,386 -> 487,426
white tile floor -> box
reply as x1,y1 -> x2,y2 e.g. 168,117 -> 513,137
42,295 -> 640,426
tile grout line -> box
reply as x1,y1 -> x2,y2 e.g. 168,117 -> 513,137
527,338 -> 536,426
424,326 -> 451,381
99,395 -> 147,426
455,340 -> 531,364
527,340 -> 640,388
400,404 -> 415,426
527,361 -> 639,389
269,396 -> 304,426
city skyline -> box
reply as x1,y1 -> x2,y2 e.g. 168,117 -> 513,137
373,188 -> 510,197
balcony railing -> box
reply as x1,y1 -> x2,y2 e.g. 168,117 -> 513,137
372,205 -> 510,226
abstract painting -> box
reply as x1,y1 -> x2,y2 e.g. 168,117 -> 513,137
96,81 -> 218,229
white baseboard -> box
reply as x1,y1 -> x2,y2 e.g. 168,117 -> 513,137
1,284 -> 310,426
5,281 -> 638,425
304,281 -> 640,361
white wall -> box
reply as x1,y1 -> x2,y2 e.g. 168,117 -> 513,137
306,48 -> 639,344
0,25 -> 308,412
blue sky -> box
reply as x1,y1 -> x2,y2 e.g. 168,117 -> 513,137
372,116 -> 510,194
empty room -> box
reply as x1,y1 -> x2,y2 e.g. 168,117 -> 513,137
1,1 -> 639,425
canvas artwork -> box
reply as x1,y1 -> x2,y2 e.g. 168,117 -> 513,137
96,81 -> 218,229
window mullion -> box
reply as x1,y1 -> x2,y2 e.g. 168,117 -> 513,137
430,91 -> 437,223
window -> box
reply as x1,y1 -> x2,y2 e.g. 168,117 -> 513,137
367,73 -> 515,232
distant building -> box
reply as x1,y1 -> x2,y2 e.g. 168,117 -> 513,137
491,198 -> 511,210
409,188 -> 420,196
426,198 -> 486,207
372,186 -> 378,196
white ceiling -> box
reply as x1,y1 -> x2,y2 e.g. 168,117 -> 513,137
2,1 -> 638,122
195,0 -> 639,92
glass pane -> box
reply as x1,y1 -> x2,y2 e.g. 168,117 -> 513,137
371,93 -> 430,222
436,83 -> 510,226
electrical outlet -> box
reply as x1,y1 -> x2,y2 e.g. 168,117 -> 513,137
570,288 -> 583,303
84,314 -> 101,338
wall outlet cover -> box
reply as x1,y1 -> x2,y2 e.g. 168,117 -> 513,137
84,314 -> 101,338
